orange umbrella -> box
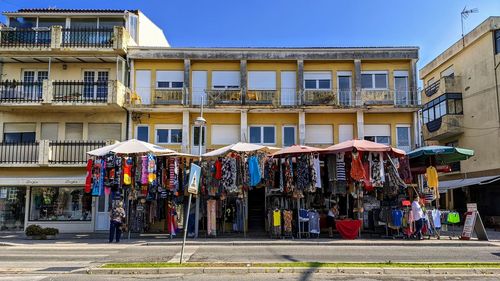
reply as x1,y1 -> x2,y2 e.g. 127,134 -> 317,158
272,144 -> 324,157
322,139 -> 406,156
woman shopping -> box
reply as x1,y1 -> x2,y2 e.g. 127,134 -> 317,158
109,200 -> 126,243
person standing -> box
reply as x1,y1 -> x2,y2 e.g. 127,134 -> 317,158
109,201 -> 126,243
411,195 -> 425,240
327,203 -> 339,238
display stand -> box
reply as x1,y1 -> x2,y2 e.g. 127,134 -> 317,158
461,203 -> 488,241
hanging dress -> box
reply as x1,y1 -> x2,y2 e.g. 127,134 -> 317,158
350,151 -> 366,181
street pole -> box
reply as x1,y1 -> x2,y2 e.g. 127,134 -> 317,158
179,193 -> 192,264
194,96 -> 204,238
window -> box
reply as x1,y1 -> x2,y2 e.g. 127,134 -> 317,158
0,187 -> 25,231
83,70 -> 109,99
29,187 -> 92,221
361,71 -> 388,89
212,71 -> 240,89
41,123 -> 59,140
65,123 -> 83,140
88,123 -> 121,141
396,125 -> 411,152
37,18 -> 66,28
305,125 -> 333,144
249,126 -> 275,144
211,125 -> 239,145
193,126 -> 206,146
496,30 -> 500,54
364,124 -> 391,145
304,72 -> 332,90
248,71 -> 276,90
282,126 -> 296,147
156,71 -> 184,89
3,123 -> 36,143
136,125 -> 149,142
9,17 -> 36,28
422,93 -> 463,124
155,125 -> 182,144
394,71 -> 409,105
23,70 -> 48,98
70,18 -> 98,29
364,136 -> 391,145
98,18 -> 125,28
440,66 -> 454,78
337,72 -> 352,105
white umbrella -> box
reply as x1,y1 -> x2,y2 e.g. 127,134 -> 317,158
202,142 -> 279,157
87,139 -> 176,156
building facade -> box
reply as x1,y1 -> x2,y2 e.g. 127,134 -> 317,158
126,47 -> 420,167
0,9 -> 168,233
419,17 -> 500,217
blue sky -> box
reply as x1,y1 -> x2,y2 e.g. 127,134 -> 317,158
0,0 -> 499,69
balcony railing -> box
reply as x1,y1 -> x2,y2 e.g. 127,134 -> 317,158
0,28 -> 51,48
154,89 -> 184,105
61,28 -> 114,48
304,90 -> 338,105
0,80 -> 43,103
246,90 -> 276,105
206,89 -> 242,106
49,140 -> 107,164
0,142 -> 39,164
424,81 -> 440,97
52,80 -> 109,103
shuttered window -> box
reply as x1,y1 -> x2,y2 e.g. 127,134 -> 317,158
88,123 -> 121,141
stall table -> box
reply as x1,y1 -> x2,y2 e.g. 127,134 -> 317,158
335,219 -> 362,239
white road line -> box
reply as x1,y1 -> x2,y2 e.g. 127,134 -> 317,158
167,246 -> 199,263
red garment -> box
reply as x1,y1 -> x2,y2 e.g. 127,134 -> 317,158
85,159 -> 93,193
214,160 -> 222,180
335,219 -> 362,239
350,152 -> 366,181
362,160 -> 373,191
123,158 -> 132,185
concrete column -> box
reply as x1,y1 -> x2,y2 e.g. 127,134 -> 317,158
356,110 -> 364,140
299,111 -> 306,145
184,59 -> 191,105
354,59 -> 362,106
410,59 -> 418,105
413,111 -> 420,148
182,110 -> 190,153
240,60 -> 247,104
297,60 -> 304,105
50,25 -> 62,49
240,110 -> 248,142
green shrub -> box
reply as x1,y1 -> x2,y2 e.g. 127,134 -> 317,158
43,227 -> 59,236
25,225 -> 43,236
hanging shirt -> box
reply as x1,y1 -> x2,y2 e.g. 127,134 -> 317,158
432,209 -> 442,228
273,210 -> 281,227
313,156 -> 322,188
426,166 -> 439,189
411,200 -> 424,221
248,156 -> 261,187
336,153 -> 346,181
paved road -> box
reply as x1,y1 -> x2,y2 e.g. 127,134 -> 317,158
0,274 -> 499,281
1,243 -> 500,273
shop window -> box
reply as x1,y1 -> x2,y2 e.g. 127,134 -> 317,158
0,187 -> 26,231
249,126 -> 275,145
29,187 -> 92,221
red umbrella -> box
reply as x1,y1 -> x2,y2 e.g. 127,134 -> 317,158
322,139 -> 406,156
272,144 -> 323,157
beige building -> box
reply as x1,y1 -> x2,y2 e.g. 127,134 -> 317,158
0,8 -> 168,233
419,16 -> 500,217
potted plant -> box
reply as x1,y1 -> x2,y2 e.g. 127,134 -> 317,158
25,225 -> 59,240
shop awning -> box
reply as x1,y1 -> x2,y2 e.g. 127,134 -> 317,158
439,175 -> 500,193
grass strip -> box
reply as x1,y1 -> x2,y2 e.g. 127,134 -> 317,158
102,262 -> 500,269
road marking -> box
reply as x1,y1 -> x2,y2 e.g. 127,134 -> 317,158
167,246 -> 199,263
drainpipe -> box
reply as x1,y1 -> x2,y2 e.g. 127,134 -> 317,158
125,108 -> 130,140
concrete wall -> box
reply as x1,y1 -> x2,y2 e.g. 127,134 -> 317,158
137,11 -> 170,47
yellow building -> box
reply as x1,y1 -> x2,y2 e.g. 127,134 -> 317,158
127,48 -> 420,156
0,8 -> 168,233
419,16 -> 500,215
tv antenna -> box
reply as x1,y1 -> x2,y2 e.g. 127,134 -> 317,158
461,6 -> 478,47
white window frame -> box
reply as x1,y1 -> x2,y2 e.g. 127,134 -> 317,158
361,71 -> 389,90
304,71 -> 332,90
395,124 -> 411,151
154,124 -> 182,145
248,125 -> 276,145
211,71 -> 240,90
135,124 -> 149,142
282,125 -> 297,147
155,70 -> 184,89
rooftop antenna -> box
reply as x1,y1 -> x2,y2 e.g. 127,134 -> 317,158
461,6 -> 479,47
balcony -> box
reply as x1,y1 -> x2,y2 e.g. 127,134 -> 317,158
423,115 -> 464,141
423,76 -> 462,102
206,89 -> 242,106
154,89 -> 184,105
0,80 -> 127,108
0,140 -> 110,167
303,90 -> 338,106
360,89 -> 395,105
0,26 -> 129,52
246,90 -> 277,105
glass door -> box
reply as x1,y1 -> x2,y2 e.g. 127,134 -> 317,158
395,76 -> 408,105
191,126 -> 206,154
338,75 -> 352,106
95,193 -> 110,231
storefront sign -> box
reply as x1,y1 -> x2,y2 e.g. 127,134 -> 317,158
461,210 -> 488,241
467,203 -> 477,212
187,163 -> 201,195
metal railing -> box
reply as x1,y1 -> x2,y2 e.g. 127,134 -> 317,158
424,81 -> 440,97
49,140 -> 107,164
0,28 -> 51,47
0,80 -> 44,103
62,28 -> 114,48
304,89 -> 338,105
206,89 -> 242,106
52,80 -> 108,103
0,142 -> 39,164
154,89 -> 184,105
246,90 -> 276,105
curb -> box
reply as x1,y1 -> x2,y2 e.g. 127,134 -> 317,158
142,241 -> 495,247
84,267 -> 500,275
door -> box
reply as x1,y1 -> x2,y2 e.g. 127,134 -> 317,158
281,71 -> 296,106
338,74 -> 352,106
191,125 -> 206,154
394,75 -> 408,105
23,70 -> 48,99
135,70 -> 151,105
83,70 -> 109,100
192,71 -> 207,105
95,193 -> 111,231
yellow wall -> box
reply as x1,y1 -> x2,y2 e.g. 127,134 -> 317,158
304,61 -> 355,89
305,113 -> 357,143
364,112 -> 413,147
131,112 -> 183,151
2,63 -> 118,81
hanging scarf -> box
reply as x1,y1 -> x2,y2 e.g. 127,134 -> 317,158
147,153 -> 156,184
85,159 -> 93,193
123,157 -> 132,186
91,159 -> 105,196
